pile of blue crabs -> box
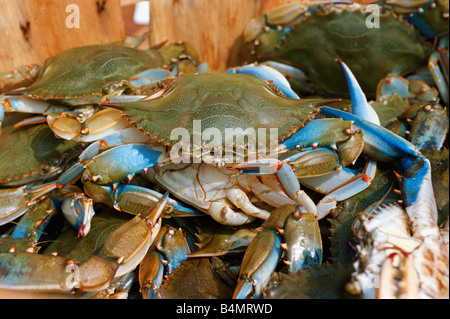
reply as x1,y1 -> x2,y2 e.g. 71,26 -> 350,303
0,0 -> 448,299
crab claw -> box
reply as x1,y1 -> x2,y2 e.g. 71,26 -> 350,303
229,158 -> 282,175
0,193 -> 170,292
128,68 -> 172,90
61,193 -> 95,237
336,58 -> 380,125
139,249 -> 165,299
227,64 -> 300,98
321,59 -> 435,223
233,228 -> 282,299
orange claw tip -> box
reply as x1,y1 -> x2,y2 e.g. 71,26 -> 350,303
280,243 -> 288,250
393,189 -> 402,195
362,175 -> 371,183
66,259 -> 76,265
3,99 -> 12,108
34,219 -> 44,228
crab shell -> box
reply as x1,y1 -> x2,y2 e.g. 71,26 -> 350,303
245,3 -> 431,97
13,44 -> 165,104
107,72 -> 327,152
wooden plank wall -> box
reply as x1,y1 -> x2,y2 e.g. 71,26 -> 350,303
0,0 -> 125,71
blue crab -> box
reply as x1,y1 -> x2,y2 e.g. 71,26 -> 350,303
0,38 -> 205,134
0,62 -> 439,297
243,0 -> 448,99
51,67 -> 363,227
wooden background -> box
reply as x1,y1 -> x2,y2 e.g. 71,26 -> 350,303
0,0 -> 125,71
0,0 -> 372,72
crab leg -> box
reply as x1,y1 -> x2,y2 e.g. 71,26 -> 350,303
0,63 -> 41,93
56,127 -> 155,187
237,174 -> 297,207
0,182 -> 57,226
225,187 -> 271,220
233,204 -> 322,298
0,193 -> 168,292
127,68 -> 171,90
139,249 -> 165,299
9,196 -> 58,241
233,228 -> 282,299
48,108 -> 131,143
227,64 -> 300,98
428,38 -> 449,105
153,225 -> 191,274
320,61 -> 439,221
61,193 -> 95,237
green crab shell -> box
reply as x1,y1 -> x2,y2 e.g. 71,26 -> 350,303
19,45 -> 164,103
250,4 -> 431,97
109,73 -> 322,149
0,114 -> 81,185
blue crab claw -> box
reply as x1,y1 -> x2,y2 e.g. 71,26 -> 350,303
233,228 -> 282,299
428,39 -> 449,105
56,128 -> 154,188
61,193 -> 95,237
9,196 -> 59,243
128,68 -> 172,90
231,160 -> 318,215
227,63 -> 300,98
0,94 -> 67,132
400,154 -> 438,228
0,182 -> 58,226
82,179 -> 202,217
0,95 -> 68,114
154,225 -> 191,274
283,211 -> 322,272
0,193 -> 169,292
320,106 -> 420,161
98,192 -> 169,279
139,249 -> 165,299
230,158 -> 282,175
85,144 -> 165,186
335,58 -> 380,125
319,59 -> 434,219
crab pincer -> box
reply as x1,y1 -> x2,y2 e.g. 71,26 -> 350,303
233,204 -> 322,299
0,193 -> 169,292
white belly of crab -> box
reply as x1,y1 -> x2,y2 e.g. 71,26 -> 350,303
152,162 -> 297,226
350,203 -> 449,299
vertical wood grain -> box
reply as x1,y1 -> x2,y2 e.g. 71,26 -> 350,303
0,0 -> 125,71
